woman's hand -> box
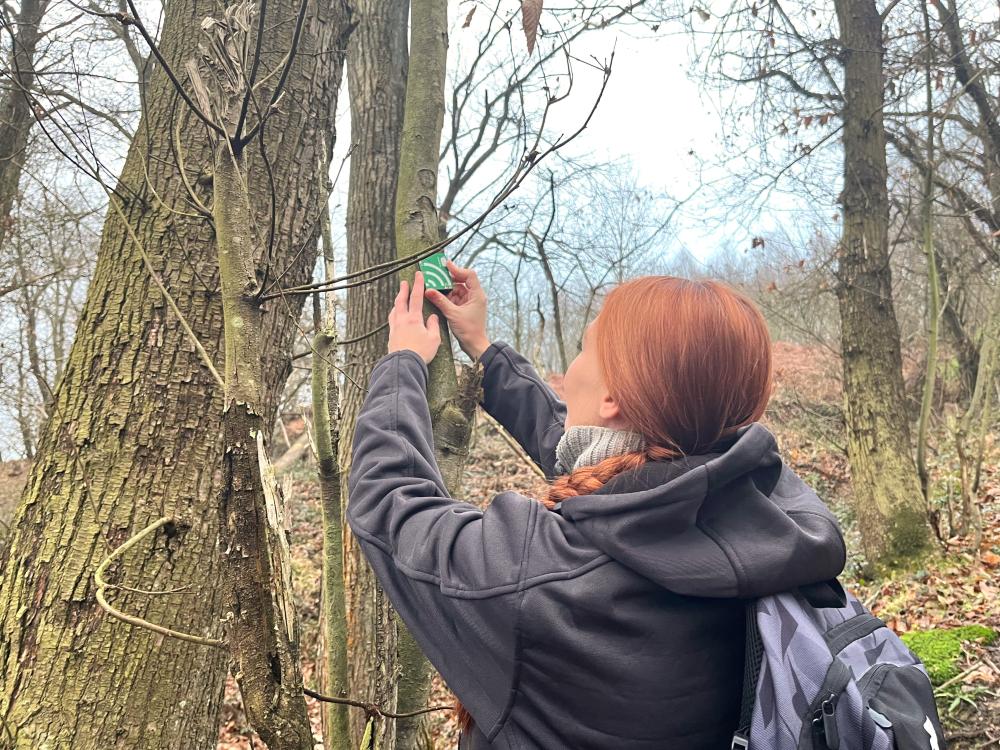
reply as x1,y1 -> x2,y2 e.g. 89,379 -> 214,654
387,270 -> 441,365
424,259 -> 491,359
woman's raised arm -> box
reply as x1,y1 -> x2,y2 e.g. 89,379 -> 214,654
478,341 -> 567,480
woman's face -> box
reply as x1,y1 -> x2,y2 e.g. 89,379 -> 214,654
562,317 -> 627,430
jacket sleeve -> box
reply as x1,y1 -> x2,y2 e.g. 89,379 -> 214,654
346,349 -> 536,740
478,341 -> 567,479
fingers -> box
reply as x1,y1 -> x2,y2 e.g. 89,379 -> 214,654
411,269 -> 424,312
444,258 -> 479,289
425,284 -> 459,312
393,272 -> 429,317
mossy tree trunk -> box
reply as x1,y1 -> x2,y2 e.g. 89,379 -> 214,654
339,0 -> 409,746
833,0 -> 932,570
0,1 -> 348,747
393,2 -> 484,746
312,148 -> 351,748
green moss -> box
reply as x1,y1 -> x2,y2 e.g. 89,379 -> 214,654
900,626 -> 997,685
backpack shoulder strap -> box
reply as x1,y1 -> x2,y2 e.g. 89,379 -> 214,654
732,601 -> 762,749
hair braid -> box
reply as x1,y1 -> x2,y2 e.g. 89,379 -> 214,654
453,442 -> 679,735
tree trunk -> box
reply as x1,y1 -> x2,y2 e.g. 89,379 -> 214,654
0,0 -> 51,253
833,0 -> 932,570
313,143 -> 351,750
0,1 -> 348,746
340,0 -> 409,746
915,0 -> 939,509
214,136 -> 312,747
394,3 -> 483,747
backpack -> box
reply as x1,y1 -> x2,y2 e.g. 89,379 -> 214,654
731,579 -> 947,750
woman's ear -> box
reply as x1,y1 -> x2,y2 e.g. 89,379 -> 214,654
598,391 -> 621,423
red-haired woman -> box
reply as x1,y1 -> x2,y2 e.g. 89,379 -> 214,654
346,260 -> 846,749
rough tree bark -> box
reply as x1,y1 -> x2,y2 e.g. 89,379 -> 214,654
340,0 -> 409,746
833,0 -> 932,569
0,0 -> 349,746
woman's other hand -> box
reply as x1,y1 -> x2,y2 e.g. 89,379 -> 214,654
424,258 -> 491,359
387,270 -> 441,365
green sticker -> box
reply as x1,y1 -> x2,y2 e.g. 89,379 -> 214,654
418,252 -> 454,291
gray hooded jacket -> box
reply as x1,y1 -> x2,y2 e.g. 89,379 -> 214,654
346,341 -> 847,749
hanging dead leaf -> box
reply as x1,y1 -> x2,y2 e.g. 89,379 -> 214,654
521,0 -> 542,55
463,6 -> 476,27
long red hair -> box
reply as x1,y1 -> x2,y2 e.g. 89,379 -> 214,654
455,276 -> 774,736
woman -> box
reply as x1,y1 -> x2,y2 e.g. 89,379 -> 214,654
346,261 -> 847,749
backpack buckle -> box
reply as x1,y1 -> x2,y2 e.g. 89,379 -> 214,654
731,732 -> 749,749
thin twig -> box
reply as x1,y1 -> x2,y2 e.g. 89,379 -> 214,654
479,407 -> 546,479
303,686 -> 455,719
121,0 -> 226,137
94,517 -> 227,648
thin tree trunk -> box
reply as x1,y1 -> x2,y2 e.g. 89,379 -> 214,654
954,282 -> 1000,544
915,0 -> 940,513
340,0 -> 409,745
394,3 -> 484,747
0,1 -> 348,746
313,145 -> 351,749
0,0 -> 51,253
833,0 -> 932,570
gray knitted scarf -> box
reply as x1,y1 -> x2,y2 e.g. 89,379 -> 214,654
553,424 -> 647,476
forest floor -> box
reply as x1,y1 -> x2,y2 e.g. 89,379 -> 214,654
0,343 -> 995,748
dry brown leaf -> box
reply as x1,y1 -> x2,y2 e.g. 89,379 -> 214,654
521,0 -> 542,55
981,550 -> 1000,567
463,6 -> 476,27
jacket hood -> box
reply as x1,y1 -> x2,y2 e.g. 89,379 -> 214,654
552,422 -> 847,599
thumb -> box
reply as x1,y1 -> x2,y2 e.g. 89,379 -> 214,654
426,288 -> 456,313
